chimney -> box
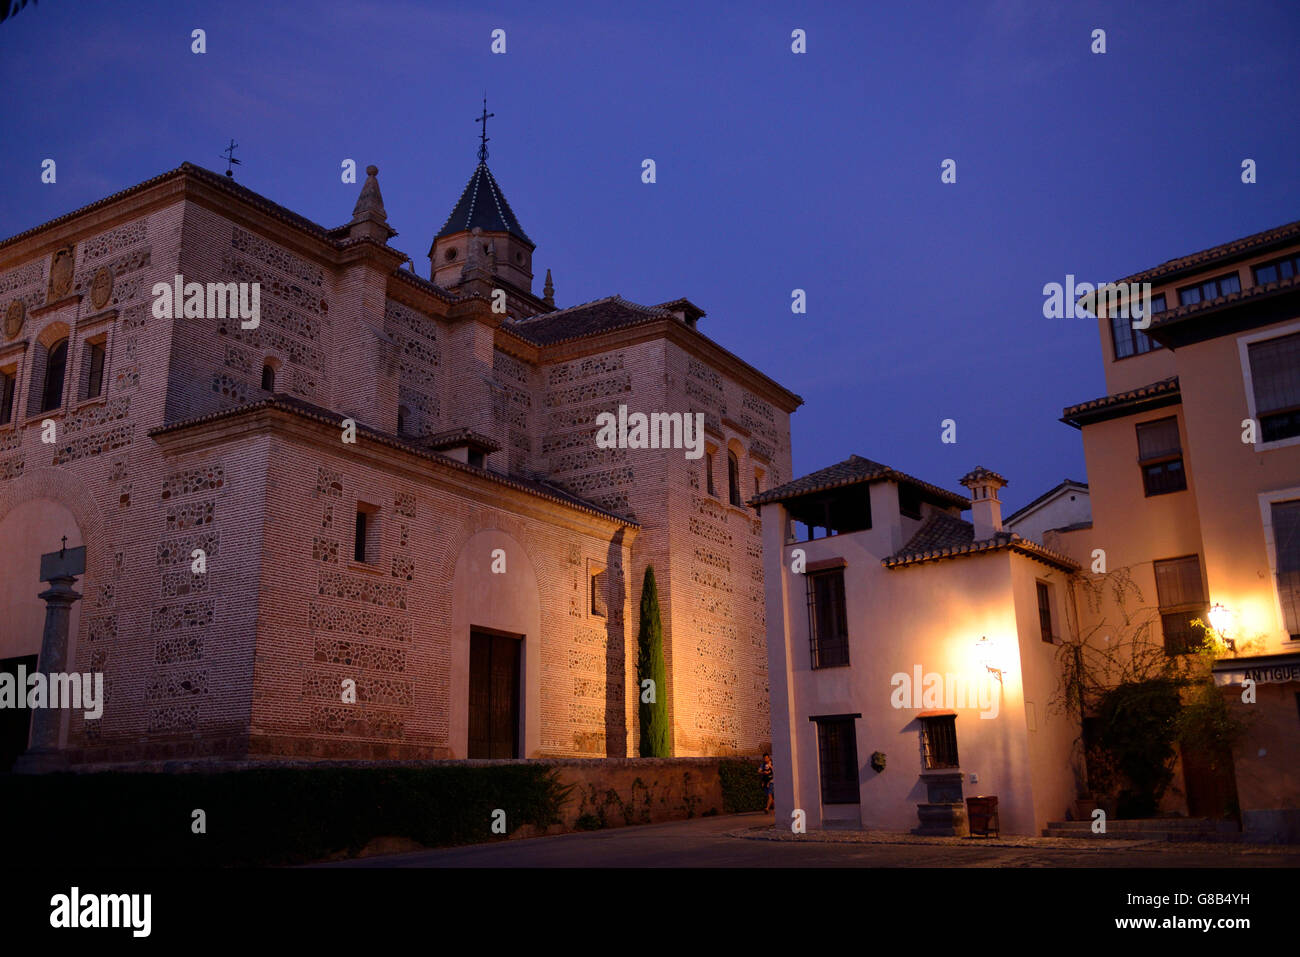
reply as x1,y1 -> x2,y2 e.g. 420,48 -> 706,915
960,466 -> 1008,541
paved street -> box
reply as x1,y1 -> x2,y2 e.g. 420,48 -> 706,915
322,812 -> 1300,867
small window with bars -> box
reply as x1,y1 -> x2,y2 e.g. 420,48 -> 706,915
1154,555 -> 1208,655
813,715 -> 860,804
1136,417 -> 1187,496
807,567 -> 849,668
1248,331 -> 1300,443
921,714 -> 959,770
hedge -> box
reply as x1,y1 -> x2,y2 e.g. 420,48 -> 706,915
718,758 -> 766,813
2,764 -> 569,867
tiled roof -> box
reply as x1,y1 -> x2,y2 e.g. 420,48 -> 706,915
1061,376 -> 1180,429
751,454 -> 969,509
433,162 -> 533,247
148,395 -> 635,527
1147,270 -> 1300,333
0,162 -> 341,253
1106,217 -> 1300,287
884,512 -> 1079,571
420,427 -> 500,453
507,295 -> 676,346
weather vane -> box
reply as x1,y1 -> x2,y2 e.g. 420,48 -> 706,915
476,96 -> 494,164
220,139 -> 242,178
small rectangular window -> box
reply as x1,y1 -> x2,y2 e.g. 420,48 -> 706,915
1136,417 -> 1187,496
921,715 -> 959,770
1037,581 -> 1054,643
590,567 -> 607,618
807,568 -> 849,668
814,716 -> 860,804
1154,555 -> 1207,655
705,446 -> 717,497
0,371 -> 15,425
354,510 -> 367,562
899,483 -> 922,520
85,340 -> 106,400
354,504 -> 380,564
1254,254 -> 1300,286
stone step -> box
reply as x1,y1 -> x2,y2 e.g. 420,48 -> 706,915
1043,819 -> 1241,841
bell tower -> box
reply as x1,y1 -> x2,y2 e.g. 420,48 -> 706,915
430,99 -> 535,293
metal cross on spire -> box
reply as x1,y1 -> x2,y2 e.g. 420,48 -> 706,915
220,139 -> 242,178
476,96 -> 494,164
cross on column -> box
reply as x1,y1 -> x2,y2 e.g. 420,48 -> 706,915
476,96 -> 494,164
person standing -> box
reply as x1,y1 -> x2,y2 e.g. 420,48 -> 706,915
759,753 -> 774,813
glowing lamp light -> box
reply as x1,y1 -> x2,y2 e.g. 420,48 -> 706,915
975,635 -> 1003,682
1208,603 -> 1231,635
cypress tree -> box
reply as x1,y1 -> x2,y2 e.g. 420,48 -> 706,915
637,565 -> 671,757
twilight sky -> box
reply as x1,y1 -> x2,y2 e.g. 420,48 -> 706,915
2,0 -> 1297,511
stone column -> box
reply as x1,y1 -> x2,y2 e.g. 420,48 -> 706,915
14,573 -> 81,773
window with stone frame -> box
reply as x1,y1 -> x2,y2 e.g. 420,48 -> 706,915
728,449 -> 744,507
80,334 -> 107,401
1270,499 -> 1300,641
0,367 -> 16,425
354,502 -> 380,564
1247,331 -> 1300,443
589,561 -> 608,618
37,338 -> 69,414
921,714 -> 960,769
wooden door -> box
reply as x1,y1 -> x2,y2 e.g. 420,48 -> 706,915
468,631 -> 520,759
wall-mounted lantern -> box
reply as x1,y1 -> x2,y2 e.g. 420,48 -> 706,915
975,635 -> 1003,683
1208,602 -> 1235,651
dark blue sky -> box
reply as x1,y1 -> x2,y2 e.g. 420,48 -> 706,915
2,1 -> 1297,511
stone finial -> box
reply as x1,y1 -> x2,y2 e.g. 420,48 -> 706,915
348,164 -> 396,242
543,268 -> 555,308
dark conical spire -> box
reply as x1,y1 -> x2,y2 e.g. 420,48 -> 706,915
542,268 -> 554,308
430,162 -> 533,253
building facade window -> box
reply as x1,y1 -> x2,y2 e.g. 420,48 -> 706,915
1177,271 -> 1241,306
0,370 -> 15,425
807,567 -> 849,668
1252,253 -> 1300,286
727,450 -> 743,507
1247,331 -> 1300,442
590,567 -> 608,618
1111,294 -> 1166,359
899,482 -> 922,520
261,362 -> 276,392
353,504 -> 379,564
705,445 -> 717,497
39,339 -> 68,413
813,716 -> 860,804
1037,581 -> 1055,643
1270,499 -> 1300,641
1154,555 -> 1208,655
920,714 -> 959,769
83,339 -> 106,400
1136,416 -> 1187,496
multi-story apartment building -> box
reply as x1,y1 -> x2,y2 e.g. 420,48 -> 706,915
1057,218 -> 1300,841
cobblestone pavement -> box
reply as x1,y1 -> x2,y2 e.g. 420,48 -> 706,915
323,812 -> 1300,868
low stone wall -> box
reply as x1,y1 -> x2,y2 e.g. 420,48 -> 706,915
64,755 -> 759,836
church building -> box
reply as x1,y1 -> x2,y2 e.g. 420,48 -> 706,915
0,131 -> 799,767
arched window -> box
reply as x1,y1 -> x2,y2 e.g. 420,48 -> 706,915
40,339 -> 68,412
261,362 -> 276,392
728,450 -> 743,507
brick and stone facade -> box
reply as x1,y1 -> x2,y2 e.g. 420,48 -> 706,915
0,160 -> 800,765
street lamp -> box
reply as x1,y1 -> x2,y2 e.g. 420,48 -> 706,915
1208,603 -> 1234,650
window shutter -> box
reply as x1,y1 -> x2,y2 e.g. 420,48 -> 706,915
1249,332 -> 1300,415
1137,418 -> 1181,460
